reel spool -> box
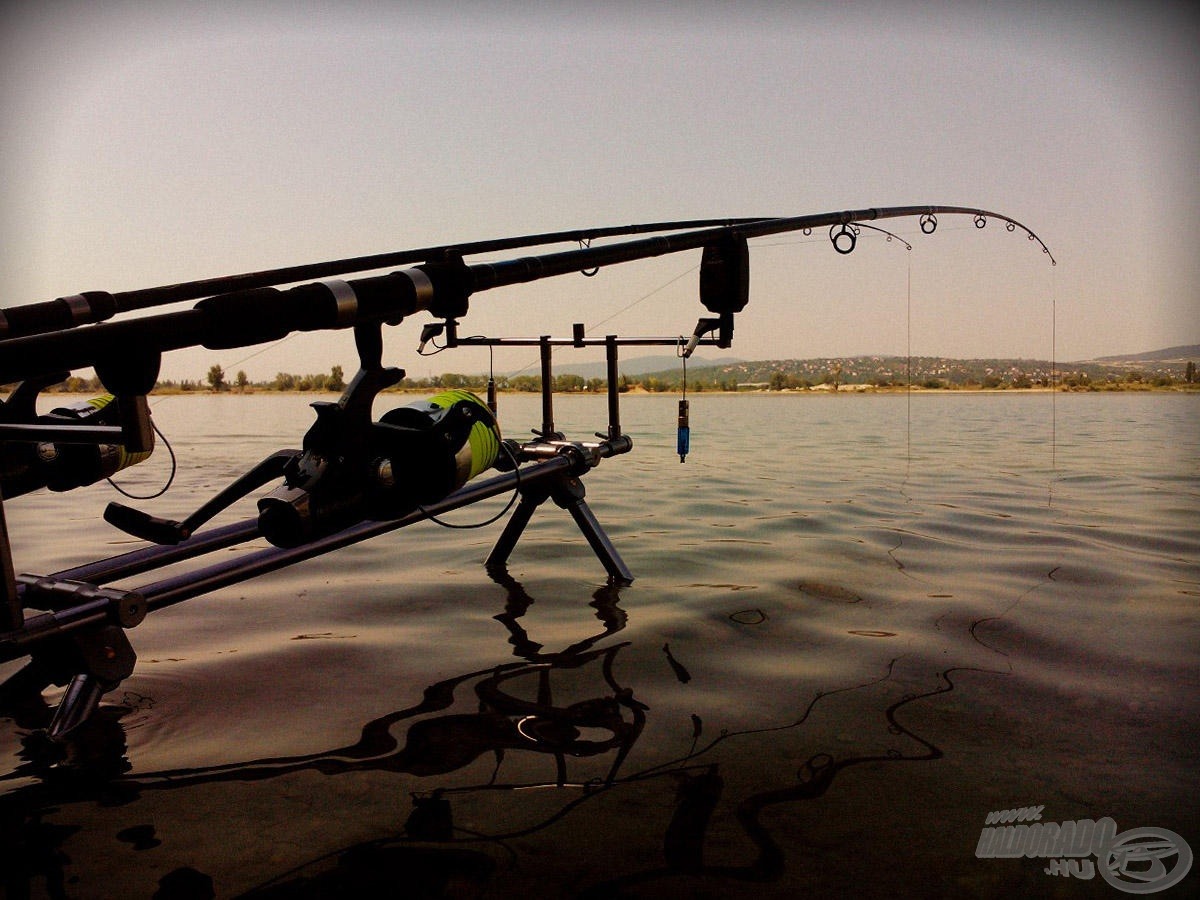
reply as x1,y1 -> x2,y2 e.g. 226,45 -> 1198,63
380,390 -> 502,490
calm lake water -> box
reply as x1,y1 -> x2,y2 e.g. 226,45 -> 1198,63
2,391 -> 1197,898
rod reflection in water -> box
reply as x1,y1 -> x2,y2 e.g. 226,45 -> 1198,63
0,565 -> 970,899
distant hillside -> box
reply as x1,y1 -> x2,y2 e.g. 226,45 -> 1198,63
1091,344 -> 1200,363
514,354 -> 741,379
552,346 -> 1198,387
633,352 -> 1195,389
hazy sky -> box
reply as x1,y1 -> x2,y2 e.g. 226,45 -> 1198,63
2,1 -> 1196,381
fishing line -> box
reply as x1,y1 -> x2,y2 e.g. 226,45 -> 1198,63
751,235 -> 824,249
676,340 -> 690,462
417,336 -> 449,356
107,418 -> 177,500
906,249 -> 913,484
221,334 -> 297,372
417,440 -> 522,529
485,344 -> 497,413
410,335 -> 518,528
889,249 -> 917,578
1049,263 -> 1058,507
504,261 -> 701,379
585,262 -> 699,333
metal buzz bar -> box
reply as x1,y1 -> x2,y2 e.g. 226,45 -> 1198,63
0,206 -> 1055,741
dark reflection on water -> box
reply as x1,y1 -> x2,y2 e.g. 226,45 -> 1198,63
2,393 -> 1198,897
1,568 -> 964,899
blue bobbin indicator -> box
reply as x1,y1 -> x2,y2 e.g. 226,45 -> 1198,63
677,399 -> 690,463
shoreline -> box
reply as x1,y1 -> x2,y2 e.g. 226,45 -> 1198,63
13,384 -> 1196,400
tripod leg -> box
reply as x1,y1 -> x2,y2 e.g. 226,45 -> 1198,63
563,495 -> 634,585
46,673 -> 105,741
547,475 -> 633,584
486,491 -> 546,571
36,624 -> 136,741
487,470 -> 633,584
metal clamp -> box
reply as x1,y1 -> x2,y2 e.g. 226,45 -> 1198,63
17,575 -> 147,629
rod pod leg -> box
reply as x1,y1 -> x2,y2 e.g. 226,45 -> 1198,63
549,475 -> 633,585
485,488 -> 548,572
37,624 -> 137,742
47,673 -> 106,741
486,470 -> 632,584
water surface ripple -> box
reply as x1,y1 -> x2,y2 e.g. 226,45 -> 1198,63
1,392 -> 1196,898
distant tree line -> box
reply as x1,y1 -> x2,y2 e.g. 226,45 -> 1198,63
27,358 -> 1200,394
183,367 -> 743,394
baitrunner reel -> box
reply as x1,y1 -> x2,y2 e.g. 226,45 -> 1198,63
0,383 -> 154,500
257,385 -> 500,548
105,340 -> 501,549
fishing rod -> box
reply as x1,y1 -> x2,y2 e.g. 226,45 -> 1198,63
0,204 -> 1054,744
0,218 -> 768,341
0,206 -> 1052,387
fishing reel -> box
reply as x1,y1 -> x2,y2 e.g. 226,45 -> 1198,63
257,382 -> 501,548
105,359 -> 501,549
0,377 -> 154,500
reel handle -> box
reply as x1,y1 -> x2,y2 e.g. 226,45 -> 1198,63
104,449 -> 299,545
103,503 -> 190,544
